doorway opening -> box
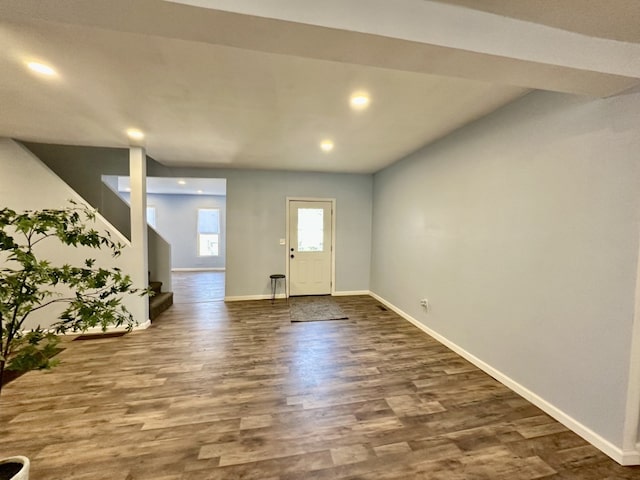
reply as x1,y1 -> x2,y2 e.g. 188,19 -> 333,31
103,175 -> 227,303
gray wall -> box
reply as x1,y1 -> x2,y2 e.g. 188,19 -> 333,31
21,142 -> 373,298
22,144 -> 174,291
147,167 -> 374,297
102,180 -> 174,289
371,89 -> 640,447
22,143 -> 167,217
225,170 -> 372,297
147,225 -> 173,292
101,175 -> 132,239
22,143 -> 130,207
122,193 -> 227,270
0,139 -> 146,327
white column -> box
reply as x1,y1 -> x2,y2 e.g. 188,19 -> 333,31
129,147 -> 149,322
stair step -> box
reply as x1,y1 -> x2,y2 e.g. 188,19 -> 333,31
150,291 -> 173,320
149,281 -> 162,295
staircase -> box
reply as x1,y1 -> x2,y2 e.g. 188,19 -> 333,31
149,278 -> 174,320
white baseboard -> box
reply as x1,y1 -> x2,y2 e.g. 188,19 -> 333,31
622,447 -> 640,466
224,294 -> 287,302
369,291 -> 639,466
333,290 -> 370,296
225,291 -> 370,302
59,319 -> 152,336
171,267 -> 225,272
136,319 -> 152,330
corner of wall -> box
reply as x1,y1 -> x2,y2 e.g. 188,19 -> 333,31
369,290 -> 639,466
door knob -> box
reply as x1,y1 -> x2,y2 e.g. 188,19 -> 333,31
290,254 -> 295,259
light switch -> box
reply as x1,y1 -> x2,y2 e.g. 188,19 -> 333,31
279,238 -> 285,245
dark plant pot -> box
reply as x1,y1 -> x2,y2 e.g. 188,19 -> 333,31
0,457 -> 29,480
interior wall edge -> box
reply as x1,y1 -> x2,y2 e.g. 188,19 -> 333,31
369,290 -> 640,466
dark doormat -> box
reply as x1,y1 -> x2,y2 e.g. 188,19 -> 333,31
290,296 -> 348,322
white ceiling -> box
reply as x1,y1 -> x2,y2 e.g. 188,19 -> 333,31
0,0 -> 638,174
117,177 -> 227,196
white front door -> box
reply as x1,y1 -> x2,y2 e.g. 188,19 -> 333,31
288,200 -> 333,296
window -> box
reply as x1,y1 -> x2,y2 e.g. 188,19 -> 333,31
146,206 -> 157,228
197,208 -> 220,256
297,208 -> 324,252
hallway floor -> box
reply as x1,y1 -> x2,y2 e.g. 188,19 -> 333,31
1,292 -> 638,479
171,270 -> 225,304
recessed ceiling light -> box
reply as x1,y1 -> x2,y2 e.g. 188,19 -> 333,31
126,128 -> 144,140
320,140 -> 334,152
178,180 -> 186,185
197,190 -> 203,194
350,93 -> 370,110
26,61 -> 57,77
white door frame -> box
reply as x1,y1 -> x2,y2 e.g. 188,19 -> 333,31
286,197 -> 336,296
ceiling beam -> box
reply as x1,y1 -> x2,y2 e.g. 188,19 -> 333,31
2,0 -> 639,96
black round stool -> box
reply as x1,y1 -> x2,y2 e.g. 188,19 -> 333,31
269,274 -> 287,304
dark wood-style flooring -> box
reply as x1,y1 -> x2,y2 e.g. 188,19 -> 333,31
172,271 -> 225,304
1,273 -> 639,479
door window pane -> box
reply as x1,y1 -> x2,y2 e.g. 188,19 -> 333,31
298,208 -> 324,252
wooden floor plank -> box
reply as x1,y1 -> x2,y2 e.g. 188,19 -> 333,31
1,273 -> 638,478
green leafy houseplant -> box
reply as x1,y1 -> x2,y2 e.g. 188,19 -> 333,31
0,201 -> 148,398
